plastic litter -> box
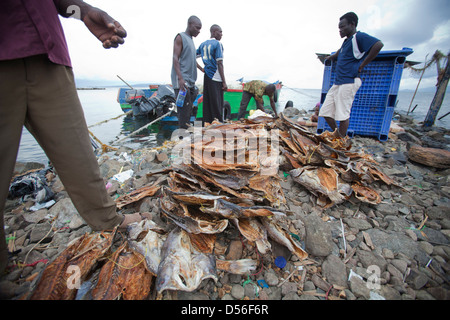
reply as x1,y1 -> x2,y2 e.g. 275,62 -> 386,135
9,169 -> 54,204
112,169 -> 134,183
274,256 -> 287,269
248,109 -> 273,119
257,279 -> 269,289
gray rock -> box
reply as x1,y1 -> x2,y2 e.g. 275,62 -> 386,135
357,249 -> 387,272
264,269 -> 279,286
344,218 -> 372,231
365,229 -> 427,264
282,292 -> 301,300
48,198 -> 86,229
29,223 -> 53,243
376,203 -> 399,216
231,284 -> 245,300
349,276 -> 370,299
322,254 -> 348,288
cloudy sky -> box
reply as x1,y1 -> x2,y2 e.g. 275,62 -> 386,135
60,0 -> 450,90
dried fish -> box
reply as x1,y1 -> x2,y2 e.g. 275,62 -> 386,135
91,242 -> 153,300
352,182 -> 382,204
290,166 -> 352,208
115,177 -> 164,209
261,217 -> 308,260
166,189 -> 230,206
160,195 -> 228,234
156,228 -> 217,293
200,198 -> 285,219
30,229 -> 116,300
127,219 -> 167,275
232,218 -> 271,254
248,174 -> 286,207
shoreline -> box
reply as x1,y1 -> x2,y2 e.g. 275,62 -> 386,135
2,112 -> 449,300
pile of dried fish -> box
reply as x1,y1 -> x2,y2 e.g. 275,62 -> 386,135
29,113 -> 400,299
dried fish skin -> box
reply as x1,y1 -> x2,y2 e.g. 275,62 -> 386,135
91,242 -> 153,300
156,228 -> 217,294
160,197 -> 228,234
115,177 -> 163,209
200,198 -> 285,219
232,218 -> 271,254
188,233 -> 216,254
318,129 -> 352,151
216,259 -> 258,275
165,188 -> 230,206
290,167 -> 352,208
127,219 -> 165,241
30,229 -> 116,300
248,174 -> 286,207
352,182 -> 382,205
261,217 -> 308,260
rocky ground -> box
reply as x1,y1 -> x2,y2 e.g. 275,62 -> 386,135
1,111 -> 449,300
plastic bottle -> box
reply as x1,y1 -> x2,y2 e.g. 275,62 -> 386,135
176,89 -> 187,108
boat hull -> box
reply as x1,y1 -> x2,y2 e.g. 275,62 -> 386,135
116,82 -> 282,121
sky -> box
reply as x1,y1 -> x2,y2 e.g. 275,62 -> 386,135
60,0 -> 450,90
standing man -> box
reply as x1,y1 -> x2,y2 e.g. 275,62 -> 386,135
171,16 -> 202,129
0,0 -> 141,276
319,12 -> 383,138
197,24 -> 227,125
237,80 -> 278,119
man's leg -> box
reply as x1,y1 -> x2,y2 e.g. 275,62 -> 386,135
319,85 -> 341,136
237,91 -> 252,119
207,78 -> 224,123
0,59 -> 29,274
176,87 -> 196,130
202,75 -> 213,125
323,117 -> 339,133
24,56 -> 122,231
334,78 -> 362,138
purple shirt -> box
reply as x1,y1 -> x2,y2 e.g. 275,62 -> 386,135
0,0 -> 72,67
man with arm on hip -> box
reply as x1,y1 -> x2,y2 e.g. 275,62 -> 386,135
319,11 -> 383,138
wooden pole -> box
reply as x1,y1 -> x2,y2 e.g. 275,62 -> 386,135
407,55 -> 428,115
423,54 -> 450,127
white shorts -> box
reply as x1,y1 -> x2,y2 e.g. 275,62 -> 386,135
319,78 -> 362,121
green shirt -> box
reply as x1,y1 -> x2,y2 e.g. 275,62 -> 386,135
243,80 -> 271,103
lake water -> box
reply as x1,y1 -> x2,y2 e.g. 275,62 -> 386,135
16,86 -> 450,165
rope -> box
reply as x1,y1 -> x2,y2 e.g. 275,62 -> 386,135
88,129 -> 118,153
282,86 -> 319,100
110,106 -> 175,146
406,50 -> 447,74
88,110 -> 132,129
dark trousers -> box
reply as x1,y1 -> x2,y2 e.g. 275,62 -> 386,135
175,86 -> 198,129
237,91 -> 255,119
0,55 -> 123,273
202,75 -> 223,125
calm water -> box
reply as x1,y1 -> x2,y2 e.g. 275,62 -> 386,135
16,86 -> 450,165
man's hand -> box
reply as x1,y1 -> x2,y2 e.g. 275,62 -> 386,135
178,79 -> 187,91
83,7 -> 127,49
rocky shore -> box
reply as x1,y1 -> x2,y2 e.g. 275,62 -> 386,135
1,112 -> 449,300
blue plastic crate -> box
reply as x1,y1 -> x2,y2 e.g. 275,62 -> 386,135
317,48 -> 413,141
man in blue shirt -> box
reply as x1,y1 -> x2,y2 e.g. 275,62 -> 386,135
197,24 -> 227,125
319,12 -> 383,138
